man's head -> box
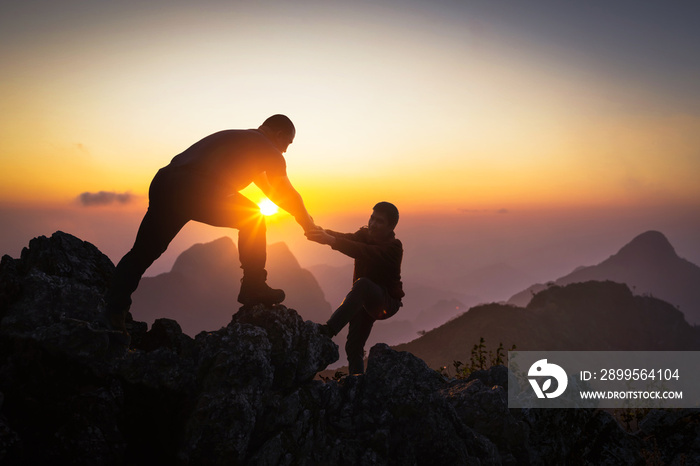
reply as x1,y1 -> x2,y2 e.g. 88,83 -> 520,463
368,201 -> 399,239
260,114 -> 295,153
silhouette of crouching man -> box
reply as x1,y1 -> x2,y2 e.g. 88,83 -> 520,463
306,202 -> 404,374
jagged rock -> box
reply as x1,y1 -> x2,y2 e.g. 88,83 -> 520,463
232,305 -> 338,387
573,410 -> 645,465
446,374 -> 527,464
0,232 -> 340,464
347,344 -> 499,465
0,231 -> 115,358
638,409 -> 700,464
0,232 -> 112,318
0,231 -> 698,465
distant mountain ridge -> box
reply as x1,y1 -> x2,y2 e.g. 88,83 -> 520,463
508,230 -> 700,325
131,237 -> 330,336
396,280 -> 700,370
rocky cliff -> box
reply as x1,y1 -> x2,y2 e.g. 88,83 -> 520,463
1,231 -> 698,465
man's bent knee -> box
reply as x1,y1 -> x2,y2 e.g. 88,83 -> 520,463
236,209 -> 266,236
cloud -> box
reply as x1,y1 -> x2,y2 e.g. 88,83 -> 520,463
78,191 -> 135,207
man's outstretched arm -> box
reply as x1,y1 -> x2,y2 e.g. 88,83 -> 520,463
307,228 -> 401,264
305,229 -> 337,246
255,172 -> 316,232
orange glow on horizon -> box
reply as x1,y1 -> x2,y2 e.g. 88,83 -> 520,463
2,1 -> 700,223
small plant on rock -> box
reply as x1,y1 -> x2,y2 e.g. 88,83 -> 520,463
437,337 -> 515,379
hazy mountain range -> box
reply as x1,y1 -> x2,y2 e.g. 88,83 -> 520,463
133,230 -> 699,359
132,238 -> 482,345
508,230 -> 700,325
130,237 -> 330,336
395,280 -> 700,371
390,229 -> 700,370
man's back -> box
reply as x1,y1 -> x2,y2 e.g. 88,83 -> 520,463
168,129 -> 287,192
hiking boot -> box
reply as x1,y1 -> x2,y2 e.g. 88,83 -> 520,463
238,280 -> 285,307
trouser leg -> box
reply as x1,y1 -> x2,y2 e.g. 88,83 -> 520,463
189,192 -> 267,279
236,206 -> 267,281
105,206 -> 187,320
326,277 -> 387,374
346,311 -> 375,374
236,209 -> 284,305
327,278 -> 385,333
190,191 -> 282,305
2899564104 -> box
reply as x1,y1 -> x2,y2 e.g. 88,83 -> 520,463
599,368 -> 680,381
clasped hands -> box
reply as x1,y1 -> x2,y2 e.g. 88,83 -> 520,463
304,225 -> 336,246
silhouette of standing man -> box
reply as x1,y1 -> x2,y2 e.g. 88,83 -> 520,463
104,115 -> 316,335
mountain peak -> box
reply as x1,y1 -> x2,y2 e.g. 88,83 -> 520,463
507,230 -> 700,324
614,230 -> 677,262
171,236 -> 238,276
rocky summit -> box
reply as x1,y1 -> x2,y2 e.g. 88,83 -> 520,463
0,231 -> 698,465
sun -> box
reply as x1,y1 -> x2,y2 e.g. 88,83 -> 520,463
258,198 -> 279,216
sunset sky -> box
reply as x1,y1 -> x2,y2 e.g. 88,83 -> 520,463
2,1 -> 699,286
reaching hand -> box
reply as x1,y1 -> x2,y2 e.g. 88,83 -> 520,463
298,214 -> 319,233
305,229 -> 335,245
